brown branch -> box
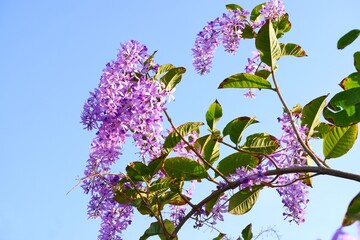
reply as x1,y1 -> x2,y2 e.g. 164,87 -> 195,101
172,165 -> 360,237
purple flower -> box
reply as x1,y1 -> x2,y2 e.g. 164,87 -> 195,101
192,9 -> 249,75
259,0 -> 286,21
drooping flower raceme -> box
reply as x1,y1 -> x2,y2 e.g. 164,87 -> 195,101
268,113 -> 310,224
192,9 -> 248,75
81,40 -> 171,239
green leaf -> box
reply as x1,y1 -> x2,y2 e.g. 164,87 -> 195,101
163,122 -> 204,154
164,157 -> 208,181
280,43 -> 307,57
144,51 -> 158,69
226,4 -> 243,11
158,191 -> 187,207
206,100 -> 223,130
155,64 -> 175,79
149,177 -> 176,193
140,220 -> 177,240
340,72 -> 360,90
323,88 -> 360,126
354,52 -> 360,72
241,133 -> 280,154
255,69 -> 271,79
342,192 -> 360,226
197,134 -> 220,167
148,157 -> 164,177
273,13 -> 291,38
160,67 -> 186,91
313,122 -> 334,139
250,3 -> 265,22
301,95 -> 328,138
228,186 -> 263,215
337,29 -> 360,49
213,233 -> 227,240
255,21 -> 281,68
223,116 -> 259,145
126,162 -> 150,181
218,73 -> 272,89
242,24 -> 256,39
216,152 -> 259,177
241,224 -> 253,240
323,124 -> 358,159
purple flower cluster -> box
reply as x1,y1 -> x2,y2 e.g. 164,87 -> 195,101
81,40 -> 171,239
269,113 -> 309,224
259,0 -> 286,21
192,9 -> 248,75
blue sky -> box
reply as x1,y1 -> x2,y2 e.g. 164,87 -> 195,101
1,0 -> 360,239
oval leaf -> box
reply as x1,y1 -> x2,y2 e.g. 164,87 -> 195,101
241,133 -> 280,154
340,72 -> 360,90
163,122 -> 204,154
354,52 -> 360,72
241,223 -> 253,240
301,95 -> 328,138
323,88 -> 360,126
223,116 -> 259,145
255,21 -> 281,68
126,162 -> 150,181
218,73 -> 272,89
280,43 -> 307,57
226,4 -> 243,11
164,157 -> 208,181
337,29 -> 360,50
160,67 -> 186,91
216,152 -> 259,177
323,124 -> 358,159
206,100 -> 223,130
197,134 -> 220,167
228,186 -> 263,215
342,192 -> 360,226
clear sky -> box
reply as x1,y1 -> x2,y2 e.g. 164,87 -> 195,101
1,1 -> 360,239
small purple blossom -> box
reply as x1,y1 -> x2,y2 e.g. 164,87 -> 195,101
332,226 -> 356,240
210,194 -> 228,225
243,50 -> 270,99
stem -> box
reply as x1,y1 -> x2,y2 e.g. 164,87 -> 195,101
163,109 -> 230,183
270,69 -> 324,167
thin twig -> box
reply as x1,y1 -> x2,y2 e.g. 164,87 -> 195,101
163,109 -> 230,183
